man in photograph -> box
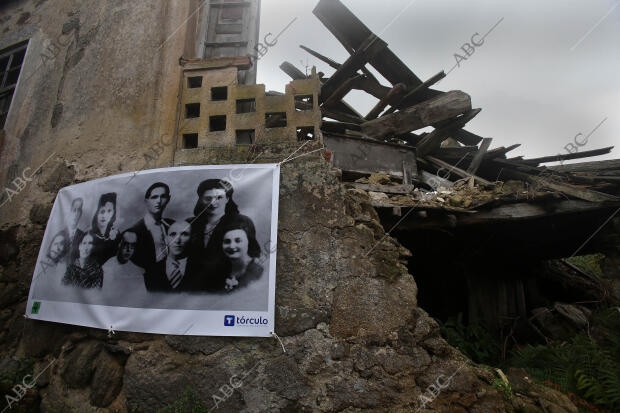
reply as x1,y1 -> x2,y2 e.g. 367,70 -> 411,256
102,230 -> 147,299
129,182 -> 174,269
66,197 -> 84,262
144,220 -> 202,292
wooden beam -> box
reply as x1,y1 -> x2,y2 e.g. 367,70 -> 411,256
416,108 -> 481,156
521,146 -> 615,165
299,44 -> 341,70
453,129 -> 484,146
321,107 -> 365,124
457,200 -> 619,225
491,159 -> 619,202
280,61 -> 306,79
485,144 -> 521,159
320,34 -> 387,103
365,83 -> 406,120
426,155 -> 494,186
351,75 -> 391,100
361,90 -> 472,140
323,75 -> 362,108
313,0 -> 424,87
354,76 -> 391,99
549,159 -> 620,173
466,138 -> 492,174
384,71 -> 446,115
321,120 -> 362,132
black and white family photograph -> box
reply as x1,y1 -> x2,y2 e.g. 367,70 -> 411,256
29,165 -> 278,312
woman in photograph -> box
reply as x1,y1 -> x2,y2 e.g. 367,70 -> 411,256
62,231 -> 104,289
91,192 -> 120,265
208,214 -> 263,292
32,229 -> 69,297
190,179 -> 239,261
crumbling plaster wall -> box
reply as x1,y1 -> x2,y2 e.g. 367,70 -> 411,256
0,0 -> 194,226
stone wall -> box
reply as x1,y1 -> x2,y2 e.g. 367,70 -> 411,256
1,150 -> 580,412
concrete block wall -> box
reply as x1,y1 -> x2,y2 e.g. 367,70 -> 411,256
176,60 -> 322,151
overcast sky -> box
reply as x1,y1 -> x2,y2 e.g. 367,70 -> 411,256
256,0 -> 620,163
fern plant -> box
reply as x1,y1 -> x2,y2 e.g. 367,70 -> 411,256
510,308 -> 620,410
439,313 -> 502,365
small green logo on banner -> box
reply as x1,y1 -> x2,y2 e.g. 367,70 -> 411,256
31,301 -> 41,314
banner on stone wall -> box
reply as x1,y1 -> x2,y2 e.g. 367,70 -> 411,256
26,164 -> 279,337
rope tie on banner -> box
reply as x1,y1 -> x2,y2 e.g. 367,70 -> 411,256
270,331 -> 286,353
278,141 -> 326,166
280,147 -> 326,165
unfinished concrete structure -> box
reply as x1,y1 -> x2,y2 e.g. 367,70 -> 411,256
176,57 -> 321,153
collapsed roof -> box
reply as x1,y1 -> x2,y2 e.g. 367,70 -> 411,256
278,0 -> 619,259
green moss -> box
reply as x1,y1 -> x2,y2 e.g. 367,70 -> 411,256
564,254 -> 605,278
157,388 -> 211,413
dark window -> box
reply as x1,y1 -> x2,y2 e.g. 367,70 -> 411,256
297,126 -> 315,141
236,129 -> 255,145
0,40 -> 28,129
294,95 -> 313,111
209,115 -> 226,131
185,103 -> 200,118
187,76 -> 202,88
211,86 -> 227,101
236,98 -> 256,114
183,133 -> 198,149
265,112 -> 287,128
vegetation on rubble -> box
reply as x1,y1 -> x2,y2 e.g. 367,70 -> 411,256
564,253 -> 606,279
439,313 -> 502,365
440,308 -> 620,411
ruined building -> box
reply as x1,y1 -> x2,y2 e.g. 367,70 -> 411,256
1,0 -> 618,412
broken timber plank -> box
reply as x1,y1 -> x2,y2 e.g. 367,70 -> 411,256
492,159 -> 619,202
453,129 -> 484,146
322,107 -> 365,124
321,120 -> 362,132
521,146 -> 614,165
299,44 -> 341,70
419,170 -> 454,189
352,75 -> 391,100
320,34 -> 388,103
323,75 -> 363,108
313,0 -> 423,87
466,138 -> 493,174
426,155 -> 494,186
485,144 -> 521,159
365,83 -> 407,120
361,90 -> 472,140
549,159 -> 620,173
385,71 -> 446,115
416,108 -> 481,156
280,61 -> 306,79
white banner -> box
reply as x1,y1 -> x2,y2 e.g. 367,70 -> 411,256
26,164 -> 280,337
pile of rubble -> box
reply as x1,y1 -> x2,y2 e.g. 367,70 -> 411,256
280,0 -> 620,219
